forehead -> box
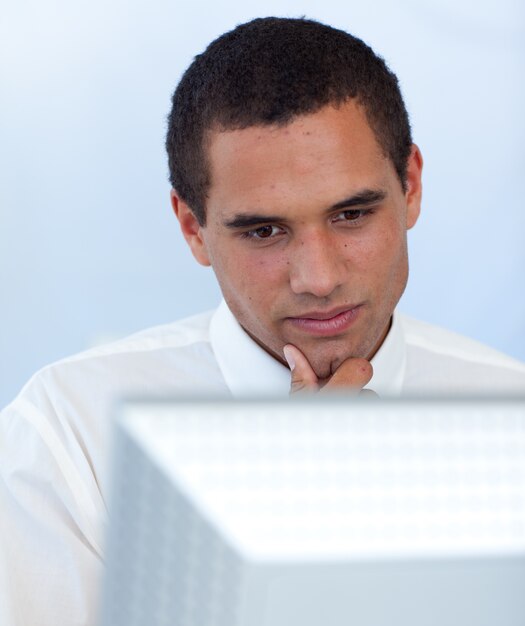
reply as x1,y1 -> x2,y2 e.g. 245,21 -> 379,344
205,100 -> 392,219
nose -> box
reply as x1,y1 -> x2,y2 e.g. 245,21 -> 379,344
288,230 -> 346,298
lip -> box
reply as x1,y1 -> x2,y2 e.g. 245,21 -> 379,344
285,304 -> 363,337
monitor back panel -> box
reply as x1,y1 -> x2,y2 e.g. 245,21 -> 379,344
99,398 -> 525,626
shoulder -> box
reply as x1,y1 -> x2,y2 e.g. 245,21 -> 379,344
28,308 -> 221,397
400,314 -> 525,371
398,314 -> 525,394
59,308 -> 216,364
0,307 -> 227,482
0,308 -> 226,625
3,308 -> 221,418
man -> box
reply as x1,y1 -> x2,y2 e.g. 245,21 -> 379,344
1,16 -> 524,626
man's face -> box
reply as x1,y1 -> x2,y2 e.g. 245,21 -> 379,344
175,100 -> 422,379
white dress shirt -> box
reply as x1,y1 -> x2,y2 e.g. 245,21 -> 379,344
1,300 -> 524,626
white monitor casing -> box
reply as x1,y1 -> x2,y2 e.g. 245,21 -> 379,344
99,397 -> 525,626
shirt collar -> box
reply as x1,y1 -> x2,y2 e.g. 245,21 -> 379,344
365,311 -> 406,396
210,299 -> 406,398
209,300 -> 291,398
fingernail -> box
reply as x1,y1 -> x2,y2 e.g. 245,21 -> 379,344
283,346 -> 295,371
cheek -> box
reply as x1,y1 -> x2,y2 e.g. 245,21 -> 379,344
342,229 -> 390,265
375,228 -> 409,292
385,218 -> 408,260
350,223 -> 407,284
215,246 -> 289,303
247,255 -> 290,304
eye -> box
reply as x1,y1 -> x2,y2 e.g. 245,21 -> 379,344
242,225 -> 283,240
333,209 -> 373,224
344,210 -> 362,221
341,209 -> 364,221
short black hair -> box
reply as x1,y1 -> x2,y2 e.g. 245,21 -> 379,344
166,17 -> 412,225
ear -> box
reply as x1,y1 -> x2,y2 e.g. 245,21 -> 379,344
404,144 -> 423,230
171,190 -> 211,267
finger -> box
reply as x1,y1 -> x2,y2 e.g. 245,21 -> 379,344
322,358 -> 373,391
283,344 -> 319,394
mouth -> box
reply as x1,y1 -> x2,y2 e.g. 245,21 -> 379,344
284,304 -> 363,337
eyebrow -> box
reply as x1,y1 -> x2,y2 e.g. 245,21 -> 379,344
222,188 -> 387,229
330,189 -> 386,211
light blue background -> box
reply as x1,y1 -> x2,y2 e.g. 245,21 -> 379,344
1,0 -> 524,409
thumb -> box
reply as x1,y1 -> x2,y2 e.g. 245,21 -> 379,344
322,357 -> 373,391
283,344 -> 319,394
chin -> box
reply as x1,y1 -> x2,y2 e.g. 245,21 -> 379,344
298,324 -> 387,379
300,342 -> 362,381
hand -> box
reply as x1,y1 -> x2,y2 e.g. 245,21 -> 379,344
283,344 -> 373,395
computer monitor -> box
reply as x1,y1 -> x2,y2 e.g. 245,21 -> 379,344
99,397 -> 525,626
